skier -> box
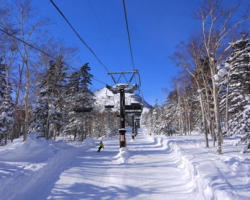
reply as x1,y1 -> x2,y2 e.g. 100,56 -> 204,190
97,141 -> 104,152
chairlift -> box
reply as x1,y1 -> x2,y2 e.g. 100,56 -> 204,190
135,112 -> 142,117
125,110 -> 142,116
73,107 -> 93,113
135,116 -> 141,120
125,102 -> 143,111
105,105 -> 114,110
125,102 -> 143,117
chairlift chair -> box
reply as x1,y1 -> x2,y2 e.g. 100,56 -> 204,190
125,103 -> 142,116
73,107 -> 93,113
125,102 -> 143,111
105,105 -> 114,110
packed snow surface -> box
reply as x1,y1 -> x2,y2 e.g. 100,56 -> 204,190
0,128 -> 249,200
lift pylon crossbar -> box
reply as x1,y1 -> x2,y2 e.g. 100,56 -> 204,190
108,70 -> 139,86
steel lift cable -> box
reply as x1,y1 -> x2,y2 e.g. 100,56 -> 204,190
0,23 -> 110,90
122,0 -> 144,96
0,27 -> 53,59
0,26 -> 81,72
50,0 -> 110,73
122,0 -> 136,71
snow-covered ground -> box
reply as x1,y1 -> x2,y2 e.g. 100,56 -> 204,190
0,128 -> 249,200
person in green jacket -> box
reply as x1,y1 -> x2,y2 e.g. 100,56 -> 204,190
97,141 -> 104,152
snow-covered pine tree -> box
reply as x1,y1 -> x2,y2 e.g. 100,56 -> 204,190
63,71 -> 82,140
160,103 -> 176,136
29,57 -> 67,139
50,57 -> 67,139
63,63 -> 94,141
29,84 -> 48,137
149,103 -> 161,134
0,63 -> 14,145
91,112 -> 106,138
0,63 -> 6,100
103,110 -> 119,137
219,33 -> 250,152
162,90 -> 179,135
79,63 -> 94,109
78,63 -> 94,140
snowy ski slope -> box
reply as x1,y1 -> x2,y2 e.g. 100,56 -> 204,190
0,128 -> 249,200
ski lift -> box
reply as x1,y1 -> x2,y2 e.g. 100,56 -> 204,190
104,88 -> 115,110
105,105 -> 114,110
125,102 -> 143,116
125,102 -> 143,111
73,107 -> 93,113
135,116 -> 141,121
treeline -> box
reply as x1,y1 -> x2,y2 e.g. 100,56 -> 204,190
143,0 -> 249,153
0,0 -> 119,144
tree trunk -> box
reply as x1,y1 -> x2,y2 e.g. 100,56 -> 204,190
23,62 -> 30,141
225,74 -> 229,134
210,64 -> 223,154
199,91 -> 209,148
15,64 -> 24,107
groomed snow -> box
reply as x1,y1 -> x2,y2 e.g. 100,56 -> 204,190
0,128 -> 249,200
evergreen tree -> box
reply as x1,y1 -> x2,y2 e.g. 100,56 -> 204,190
0,63 -> 14,144
29,85 -> 49,137
0,63 -> 6,100
63,63 -> 94,141
49,57 -> 67,139
79,63 -> 94,108
219,34 -> 250,151
63,71 -> 82,140
29,57 -> 67,139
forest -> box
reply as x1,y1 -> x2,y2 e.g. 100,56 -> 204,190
0,0 -> 249,155
143,0 -> 249,154
0,0 -> 120,145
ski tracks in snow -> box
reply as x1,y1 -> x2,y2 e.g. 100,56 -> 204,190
1,131 -> 249,199
0,133 -> 212,200
46,133 -> 201,200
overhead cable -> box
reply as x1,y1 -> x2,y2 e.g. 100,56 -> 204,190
50,0 -> 110,73
0,27 -> 53,59
122,0 -> 135,70
0,25 -> 109,88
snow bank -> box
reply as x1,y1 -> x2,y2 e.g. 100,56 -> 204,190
0,135 -> 57,162
114,147 -> 129,164
1,128 -> 249,200
158,135 -> 250,200
0,135 -> 95,200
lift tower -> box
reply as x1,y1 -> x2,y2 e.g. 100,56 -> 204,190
106,71 -> 138,147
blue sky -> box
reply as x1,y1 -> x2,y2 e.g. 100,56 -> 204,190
34,0 -> 247,105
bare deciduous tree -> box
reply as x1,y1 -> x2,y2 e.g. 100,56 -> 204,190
196,0 -> 249,153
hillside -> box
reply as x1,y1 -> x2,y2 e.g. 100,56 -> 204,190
94,87 -> 152,112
